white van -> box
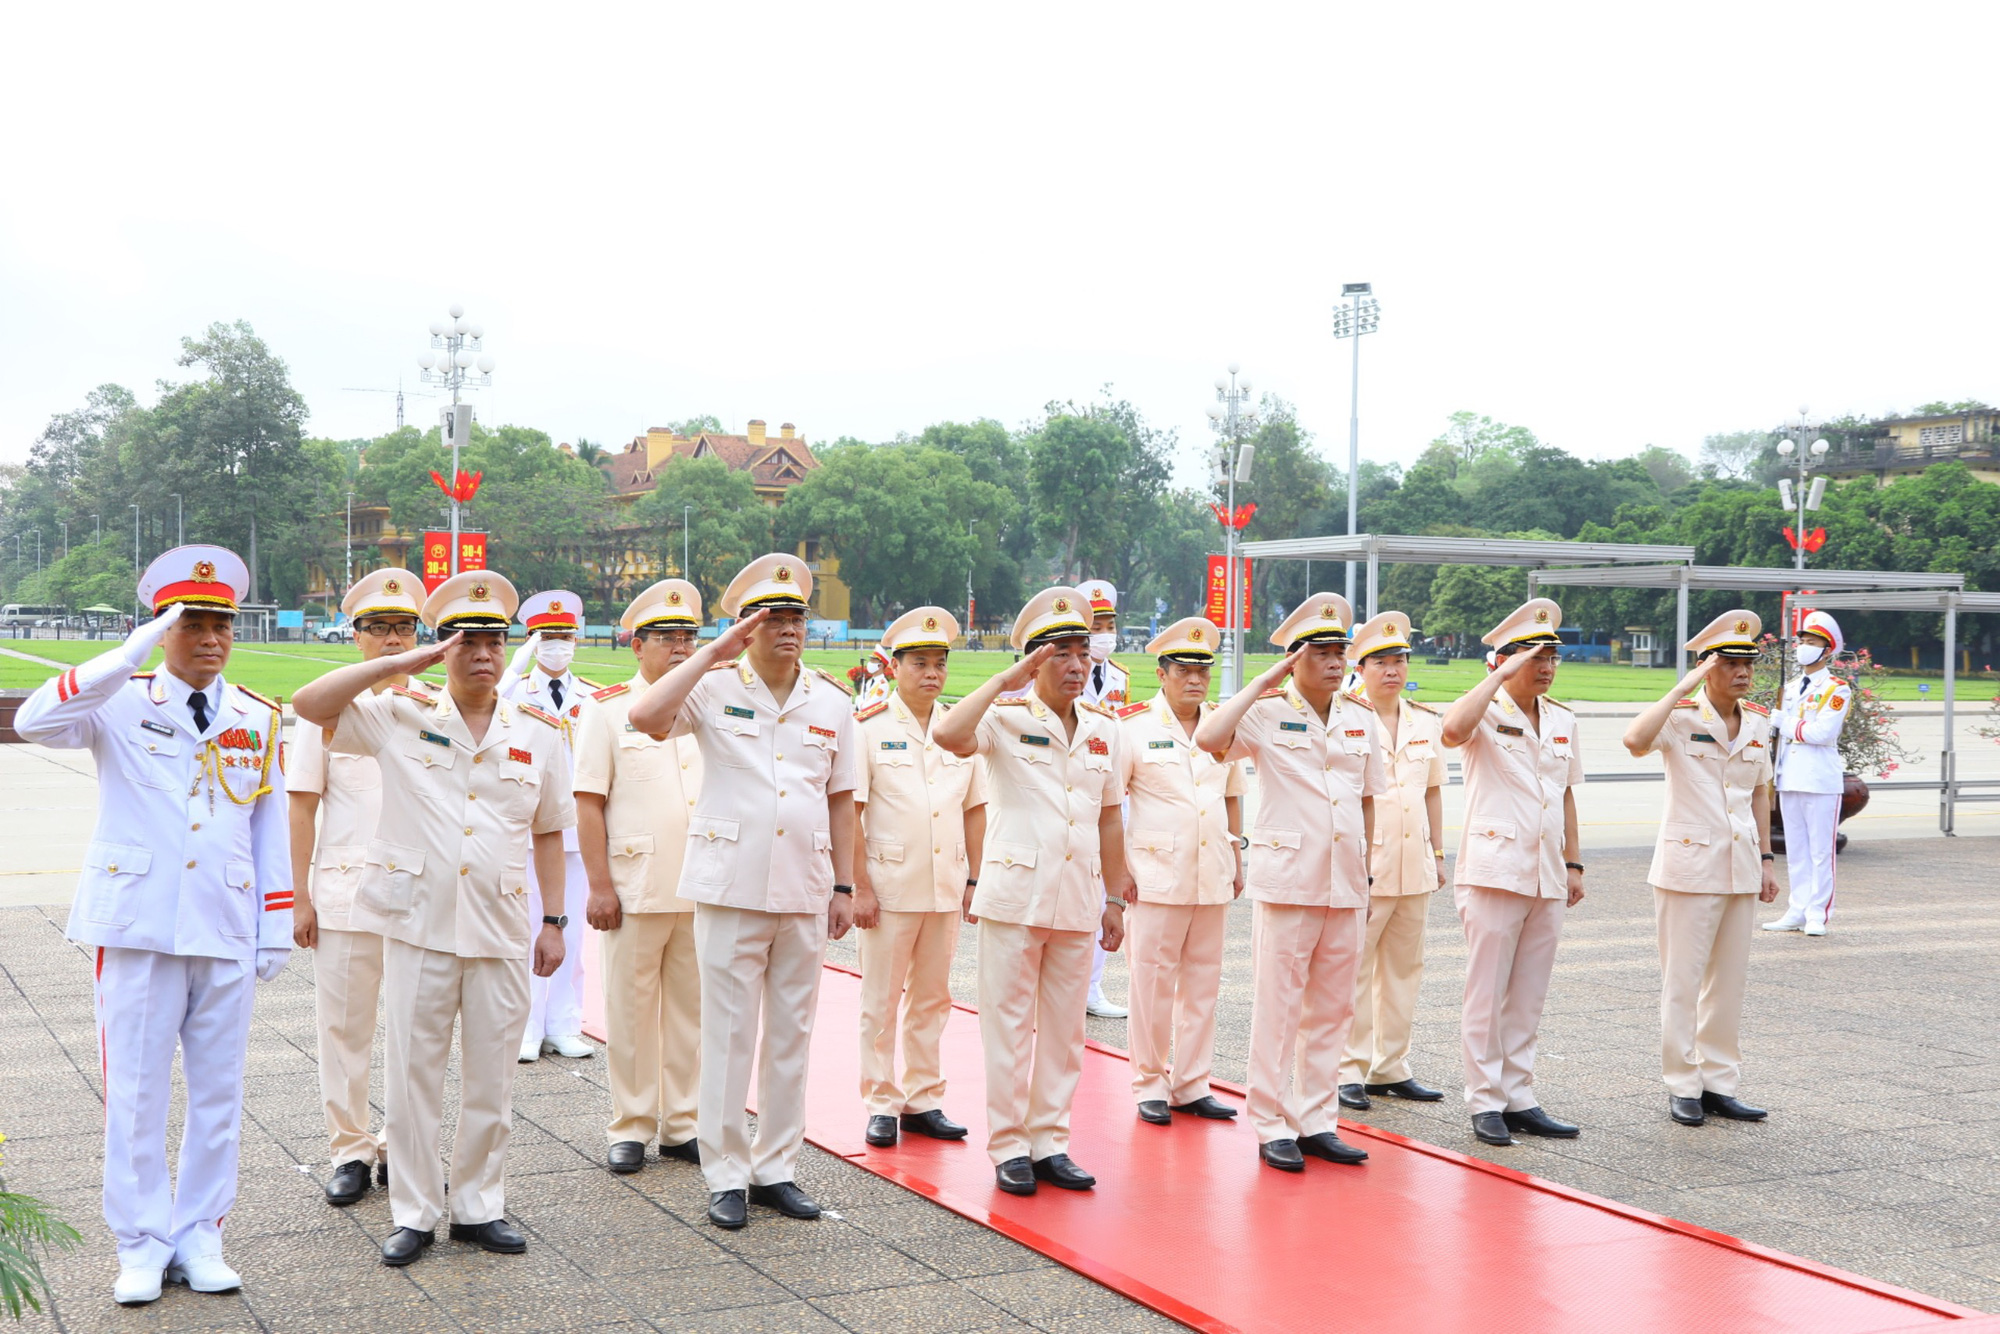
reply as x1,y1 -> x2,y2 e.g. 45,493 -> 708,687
0,604 -> 63,627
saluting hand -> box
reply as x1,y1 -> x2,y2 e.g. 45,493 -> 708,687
1264,646 -> 1306,686
1672,654 -> 1718,698
708,607 -> 771,661
121,602 -> 184,665
389,632 -> 460,678
994,643 -> 1056,694
1494,646 -> 1543,681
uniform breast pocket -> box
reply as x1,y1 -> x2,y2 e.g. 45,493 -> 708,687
360,840 -> 425,918
329,752 -> 380,791
1248,828 -> 1304,891
1272,728 -> 1313,751
496,765 -> 542,819
312,844 -> 367,915
980,841 -> 1038,915
221,861 -> 258,941
81,840 -> 151,927
800,725 -> 837,781
865,838 -> 905,868
615,730 -> 669,781
711,715 -> 761,766
1130,828 -> 1176,893
1459,819 -> 1518,885
683,816 -> 741,887
608,832 -> 654,898
1660,820 -> 1712,880
122,725 -> 183,790
399,739 -> 457,784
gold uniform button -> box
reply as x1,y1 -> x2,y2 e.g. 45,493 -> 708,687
624,846 -> 634,854
776,752 -> 784,760
460,866 -> 469,876
935,847 -> 942,854
148,744 -> 157,752
190,822 -> 201,831
777,828 -> 785,836
387,863 -> 396,871
1201,840 -> 1208,847
932,811 -> 939,818
464,826 -> 474,836
186,859 -> 197,869
780,789 -> 787,797
474,754 -> 483,764
1065,853 -> 1073,861
467,792 -> 478,801
107,863 -> 118,873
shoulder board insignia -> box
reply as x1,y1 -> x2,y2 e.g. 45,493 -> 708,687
1408,699 -> 1440,715
1673,699 -> 1699,709
1544,696 -> 1567,709
1258,688 -> 1286,699
995,696 -> 1030,706
705,659 -> 738,672
591,682 -> 631,702
130,671 -> 155,680
1080,700 -> 1114,717
855,701 -> 889,721
518,703 -> 561,727
1344,689 -> 1369,706
573,675 -> 604,691
389,684 -> 434,703
814,667 -> 854,696
1742,700 -> 1770,716
236,685 -> 280,712
1117,701 -> 1150,719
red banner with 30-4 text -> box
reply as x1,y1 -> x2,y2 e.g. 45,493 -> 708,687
421,531 -> 488,593
1204,555 -> 1252,630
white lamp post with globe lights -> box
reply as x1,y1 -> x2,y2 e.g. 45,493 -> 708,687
1774,405 -> 1832,698
416,304 -> 495,575
1206,364 -> 1258,695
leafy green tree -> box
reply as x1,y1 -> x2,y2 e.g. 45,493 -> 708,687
1424,564 -> 1530,642
1634,445 -> 1695,495
666,415 -> 725,436
916,420 -> 1032,618
626,456 -> 771,613
15,541 -> 136,612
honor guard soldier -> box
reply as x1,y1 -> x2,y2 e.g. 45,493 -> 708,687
1624,612 -> 1779,1127
17,546 -> 288,1305
1118,617 -> 1245,1127
503,589 -> 596,1060
855,644 -> 895,711
853,606 -> 987,1148
1077,578 -> 1130,1018
1197,593 -> 1382,1173
1338,612 -> 1450,1112
291,567 -> 425,1208
934,587 -> 1136,1196
1439,598 -> 1586,1148
293,571 -> 576,1267
626,554 -> 858,1230
572,580 -> 706,1174
1766,610 -> 1849,937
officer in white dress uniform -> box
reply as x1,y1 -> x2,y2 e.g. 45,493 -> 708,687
502,589 -> 595,1060
1766,610 -> 1850,937
626,554 -> 859,1231
16,545 -> 290,1306
1076,578 -> 1130,1018
290,567 -> 425,1208
293,571 -> 575,1268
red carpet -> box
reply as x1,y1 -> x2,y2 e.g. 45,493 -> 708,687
593,956 -> 1982,1334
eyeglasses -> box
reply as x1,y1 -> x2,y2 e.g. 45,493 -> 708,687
356,621 -> 419,637
639,630 -> 698,645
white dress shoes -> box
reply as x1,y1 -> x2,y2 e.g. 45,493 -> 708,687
518,1036 -> 542,1063
1761,914 -> 1806,932
1085,990 -> 1128,1020
113,1266 -> 163,1305
542,1034 -> 594,1059
166,1254 -> 242,1293
1803,921 -> 1827,937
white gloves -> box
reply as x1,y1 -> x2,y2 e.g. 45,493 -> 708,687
255,948 -> 290,982
121,603 -> 183,668
508,631 -> 540,680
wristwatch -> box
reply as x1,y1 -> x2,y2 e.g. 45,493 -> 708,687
1564,862 -> 1585,873
542,914 -> 568,928
1235,833 -> 1251,851
831,884 -> 854,896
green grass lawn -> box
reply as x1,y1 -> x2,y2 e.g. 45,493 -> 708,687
0,638 -> 1982,705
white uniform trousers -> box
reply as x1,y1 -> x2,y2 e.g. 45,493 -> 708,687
95,947 -> 257,1270
313,926 -> 387,1167
523,851 -> 588,1043
1340,893 -> 1431,1087
600,911 -> 701,1148
1246,903 -> 1363,1143
977,921 -> 1094,1165
381,939 -> 529,1231
857,909 -> 961,1117
1780,791 -> 1840,927
1656,889 -> 1755,1098
1126,901 -> 1228,1106
1457,885 -> 1565,1115
694,905 -> 828,1192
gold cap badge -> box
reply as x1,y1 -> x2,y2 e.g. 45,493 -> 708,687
775,566 -> 792,583
192,560 -> 217,582
1735,618 -> 1750,633
470,582 -> 490,602
667,590 -> 683,605
1190,627 -> 1204,641
549,599 -> 563,613
384,578 -> 401,595
923,615 -> 938,631
1535,608 -> 1551,623
1054,597 -> 1070,613
1321,603 -> 1338,619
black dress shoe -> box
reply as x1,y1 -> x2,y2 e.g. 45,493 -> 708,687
1669,1096 -> 1706,1126
1471,1112 -> 1515,1146
448,1219 -> 526,1253
1169,1095 -> 1238,1119
380,1227 -> 433,1266
995,1157 -> 1037,1195
608,1141 -> 647,1174
1366,1079 -> 1445,1102
1337,1083 -> 1372,1111
1137,1100 -> 1172,1125
865,1115 -> 899,1147
325,1160 -> 372,1206
1032,1154 -> 1096,1190
659,1138 -> 700,1165
377,1161 -> 389,1187
707,1189 -> 747,1228
1503,1106 -> 1580,1139
1298,1131 -> 1369,1165
1701,1092 -> 1768,1121
748,1181 -> 821,1219
900,1109 -> 969,1140
1259,1139 -> 1306,1172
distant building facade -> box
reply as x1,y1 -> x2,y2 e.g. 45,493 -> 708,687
1825,408 -> 2000,484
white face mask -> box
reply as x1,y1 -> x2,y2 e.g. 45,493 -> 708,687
1087,632 -> 1116,663
536,638 -> 576,674
1796,643 -> 1826,668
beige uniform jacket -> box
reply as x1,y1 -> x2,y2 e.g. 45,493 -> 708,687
669,662 -> 858,914
1639,689 -> 1774,894
1225,683 -> 1387,910
1455,693 -> 1584,899
971,697 -> 1124,932
1365,694 -> 1449,896
332,686 -> 576,959
855,694 -> 988,912
1118,696 -> 1245,906
290,711 -> 385,932
572,675 -> 705,914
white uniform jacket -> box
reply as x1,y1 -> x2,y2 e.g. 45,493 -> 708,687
571,676 -> 704,914
971,696 -> 1125,932
1639,691 -> 1774,894
1775,670 -> 1850,795
854,694 -> 987,913
17,652 -> 291,961
1224,683 -> 1386,910
1083,659 -> 1129,708
288,712 -> 383,933
1117,696 -> 1244,905
501,667 -> 599,851
1455,693 -> 1584,899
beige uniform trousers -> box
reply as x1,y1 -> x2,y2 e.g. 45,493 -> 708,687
314,926 -> 387,1167
1247,902 -> 1363,1143
694,904 -> 827,1193
977,921 -> 1094,1165
1340,893 -> 1431,1087
381,938 -> 529,1231
1457,884 -> 1565,1114
1655,889 -> 1755,1098
857,909 -> 961,1117
600,911 -> 700,1148
1127,901 -> 1229,1106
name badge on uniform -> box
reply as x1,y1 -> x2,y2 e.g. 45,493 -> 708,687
1279,721 -> 1309,733
1148,739 -> 1175,750
419,730 -> 451,747
724,705 -> 755,719
1021,734 -> 1050,747
1497,724 -> 1525,737
1692,732 -> 1716,743
808,725 -> 837,739
141,719 -> 175,737
881,740 -> 908,750
507,747 -> 532,764
1087,737 -> 1109,755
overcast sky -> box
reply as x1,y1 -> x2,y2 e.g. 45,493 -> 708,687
3,3 -> 1993,493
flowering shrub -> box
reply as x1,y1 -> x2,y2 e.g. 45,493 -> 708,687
1746,635 -> 1915,778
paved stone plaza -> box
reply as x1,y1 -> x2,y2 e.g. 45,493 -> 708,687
1,734 -> 1998,1329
